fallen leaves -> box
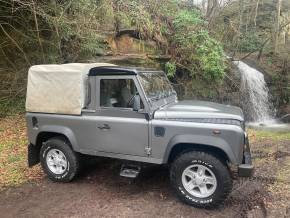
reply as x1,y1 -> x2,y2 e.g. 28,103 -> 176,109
0,115 -> 42,190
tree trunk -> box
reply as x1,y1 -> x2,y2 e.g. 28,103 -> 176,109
206,0 -> 219,21
238,0 -> 244,34
32,1 -> 45,63
254,0 -> 260,27
273,0 -> 282,54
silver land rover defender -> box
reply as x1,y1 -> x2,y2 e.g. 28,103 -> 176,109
26,63 -> 253,208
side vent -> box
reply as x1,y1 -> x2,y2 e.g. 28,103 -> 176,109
32,117 -> 38,129
154,126 -> 165,137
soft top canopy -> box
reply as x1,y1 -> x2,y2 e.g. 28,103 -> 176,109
26,63 -> 116,115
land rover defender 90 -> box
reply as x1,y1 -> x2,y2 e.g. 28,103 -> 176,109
26,63 -> 253,208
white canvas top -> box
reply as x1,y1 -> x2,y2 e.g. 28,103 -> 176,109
26,63 -> 116,115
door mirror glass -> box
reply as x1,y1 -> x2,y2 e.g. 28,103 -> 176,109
133,95 -> 141,111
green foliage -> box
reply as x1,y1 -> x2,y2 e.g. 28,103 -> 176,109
238,32 -> 263,53
0,97 -> 25,117
165,62 -> 176,78
80,33 -> 107,57
190,79 -> 219,99
171,10 -> 226,81
173,9 -> 204,30
115,0 -> 155,37
194,31 -> 226,80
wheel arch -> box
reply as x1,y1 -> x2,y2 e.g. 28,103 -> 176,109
36,132 -> 70,148
167,143 -> 230,164
163,134 -> 237,164
34,125 -> 79,151
28,129 -> 77,168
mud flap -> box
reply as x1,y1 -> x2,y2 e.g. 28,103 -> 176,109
28,143 -> 40,167
238,136 -> 254,177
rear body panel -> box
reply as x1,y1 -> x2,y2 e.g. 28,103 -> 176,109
26,110 -> 150,159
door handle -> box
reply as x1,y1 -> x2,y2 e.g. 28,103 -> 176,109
97,124 -> 111,130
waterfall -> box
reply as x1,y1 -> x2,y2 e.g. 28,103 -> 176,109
233,61 -> 275,123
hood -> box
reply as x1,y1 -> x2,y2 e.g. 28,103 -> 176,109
154,100 -> 244,122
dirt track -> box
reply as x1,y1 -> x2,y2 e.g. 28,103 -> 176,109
0,158 -> 266,218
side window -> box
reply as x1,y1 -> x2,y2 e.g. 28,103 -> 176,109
100,79 -> 139,108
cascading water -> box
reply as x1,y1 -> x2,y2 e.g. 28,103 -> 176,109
231,60 -> 289,131
233,61 -> 275,123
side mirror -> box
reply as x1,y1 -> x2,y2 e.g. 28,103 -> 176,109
133,95 -> 141,111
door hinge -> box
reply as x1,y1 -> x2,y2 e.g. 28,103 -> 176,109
145,147 -> 152,155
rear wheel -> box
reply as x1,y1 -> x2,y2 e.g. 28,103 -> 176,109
170,151 -> 232,208
40,137 -> 80,182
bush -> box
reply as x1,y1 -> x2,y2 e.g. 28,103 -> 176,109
171,10 -> 226,81
238,32 -> 262,53
165,62 -> 176,78
195,31 -> 226,80
0,97 -> 25,117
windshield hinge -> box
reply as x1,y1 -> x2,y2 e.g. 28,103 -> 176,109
145,147 -> 152,155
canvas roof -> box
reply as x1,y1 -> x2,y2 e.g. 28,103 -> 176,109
26,63 -> 116,115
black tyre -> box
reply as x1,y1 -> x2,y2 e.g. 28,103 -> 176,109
170,151 -> 232,208
40,137 -> 80,182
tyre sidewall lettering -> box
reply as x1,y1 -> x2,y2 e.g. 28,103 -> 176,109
191,159 -> 213,168
178,186 -> 213,204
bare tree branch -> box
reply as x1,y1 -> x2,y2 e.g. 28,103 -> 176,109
0,24 -> 30,65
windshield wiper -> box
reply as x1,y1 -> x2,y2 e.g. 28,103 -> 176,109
149,91 -> 176,102
149,96 -> 161,102
164,90 -> 176,98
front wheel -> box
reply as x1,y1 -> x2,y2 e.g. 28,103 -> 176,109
40,137 -> 80,182
170,151 -> 232,208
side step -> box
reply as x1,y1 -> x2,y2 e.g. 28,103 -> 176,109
120,164 -> 141,178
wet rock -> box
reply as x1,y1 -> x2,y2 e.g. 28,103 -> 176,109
280,114 -> 290,123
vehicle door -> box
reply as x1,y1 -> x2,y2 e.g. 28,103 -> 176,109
94,75 -> 149,157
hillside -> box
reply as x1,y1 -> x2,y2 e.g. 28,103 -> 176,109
0,0 -> 289,117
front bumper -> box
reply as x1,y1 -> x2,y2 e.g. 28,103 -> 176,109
238,136 -> 254,177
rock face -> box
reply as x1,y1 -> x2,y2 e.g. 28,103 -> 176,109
107,33 -> 160,56
280,105 -> 290,115
279,106 -> 290,123
280,114 -> 290,123
97,33 -> 165,68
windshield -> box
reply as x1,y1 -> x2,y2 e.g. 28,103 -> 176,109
138,72 -> 176,102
